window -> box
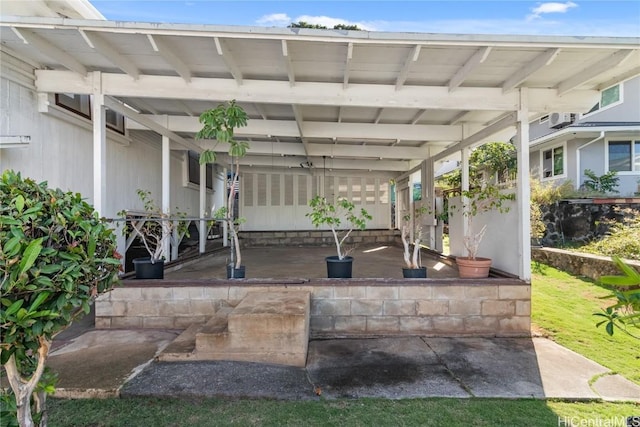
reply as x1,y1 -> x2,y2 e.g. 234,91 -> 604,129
187,151 -> 213,189
55,93 -> 126,134
586,83 -> 622,114
55,93 -> 91,119
608,140 -> 640,172
541,145 -> 565,179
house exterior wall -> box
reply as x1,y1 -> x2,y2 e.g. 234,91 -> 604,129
0,49 -> 212,220
577,77 -> 640,123
447,196 -> 519,275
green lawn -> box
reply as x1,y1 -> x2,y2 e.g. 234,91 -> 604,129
46,397 -> 639,427
531,262 -> 640,385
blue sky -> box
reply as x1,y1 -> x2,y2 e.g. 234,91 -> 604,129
90,1 -> 640,36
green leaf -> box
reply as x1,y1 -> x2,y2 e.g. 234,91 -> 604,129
19,237 -> 43,275
28,291 -> 50,312
4,300 -> 24,316
605,322 -> 614,336
15,194 -> 25,213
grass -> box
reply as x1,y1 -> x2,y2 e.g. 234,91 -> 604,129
531,262 -> 640,385
45,397 -> 639,427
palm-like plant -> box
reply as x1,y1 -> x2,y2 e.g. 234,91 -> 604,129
196,100 -> 248,271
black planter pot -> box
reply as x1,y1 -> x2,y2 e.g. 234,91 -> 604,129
132,257 -> 164,279
226,264 -> 246,279
326,256 -> 353,278
402,267 -> 427,278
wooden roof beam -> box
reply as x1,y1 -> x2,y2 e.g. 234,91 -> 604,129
448,46 -> 491,92
79,30 -> 140,79
147,34 -> 192,83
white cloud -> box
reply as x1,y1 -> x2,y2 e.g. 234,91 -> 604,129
256,13 -> 291,26
528,1 -> 578,20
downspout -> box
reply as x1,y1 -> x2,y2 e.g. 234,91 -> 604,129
576,131 -> 605,186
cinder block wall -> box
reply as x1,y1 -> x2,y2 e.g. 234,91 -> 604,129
240,229 -> 398,247
95,279 -> 531,337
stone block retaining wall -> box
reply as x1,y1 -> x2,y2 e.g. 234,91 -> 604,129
531,247 -> 640,281
240,229 -> 398,247
95,279 -> 530,337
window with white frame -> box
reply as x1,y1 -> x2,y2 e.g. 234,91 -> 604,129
186,151 -> 213,189
541,144 -> 565,179
585,84 -> 622,114
608,140 -> 640,173
54,93 -> 125,134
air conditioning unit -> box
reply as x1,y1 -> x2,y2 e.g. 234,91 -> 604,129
549,112 -> 574,129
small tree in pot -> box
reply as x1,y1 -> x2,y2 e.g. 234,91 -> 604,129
306,196 -> 372,278
401,205 -> 429,278
448,184 -> 515,278
118,189 -> 188,279
1,170 -> 122,427
196,100 -> 249,278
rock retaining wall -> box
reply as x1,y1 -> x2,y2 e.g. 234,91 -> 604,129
95,278 -> 530,338
541,199 -> 639,246
531,247 -> 640,281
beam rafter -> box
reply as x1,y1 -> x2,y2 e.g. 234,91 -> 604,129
12,27 -> 87,75
557,49 -> 634,96
281,40 -> 296,86
147,34 -> 192,83
448,46 -> 491,92
396,45 -> 421,90
35,70 -> 601,113
215,36 -> 243,85
502,48 -> 559,93
79,30 -> 140,79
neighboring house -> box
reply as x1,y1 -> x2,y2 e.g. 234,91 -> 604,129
529,76 -> 640,196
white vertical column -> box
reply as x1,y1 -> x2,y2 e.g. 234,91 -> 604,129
199,161 -> 207,254
517,88 -> 531,281
222,166 -> 228,247
162,135 -> 173,260
461,147 -> 470,238
92,72 -> 106,216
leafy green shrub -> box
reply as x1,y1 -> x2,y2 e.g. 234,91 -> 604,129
594,256 -> 640,339
579,210 -> 640,261
582,169 -> 619,194
1,170 -> 122,426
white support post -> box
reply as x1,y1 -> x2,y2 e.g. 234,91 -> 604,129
423,158 -> 437,249
92,72 -> 106,216
461,147 -> 470,238
516,88 -> 532,281
222,166 -> 229,247
162,135 -> 173,260
199,162 -> 207,254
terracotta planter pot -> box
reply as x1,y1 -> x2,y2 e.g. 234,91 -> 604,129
455,257 -> 492,278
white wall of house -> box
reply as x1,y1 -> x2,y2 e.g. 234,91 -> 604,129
0,49 -> 207,220
241,171 -> 391,231
448,196 -> 519,275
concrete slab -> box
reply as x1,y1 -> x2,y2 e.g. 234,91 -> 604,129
120,361 -> 314,400
306,337 -> 469,399
592,374 -> 640,402
532,338 -> 639,401
424,337 -> 545,398
47,329 -> 179,398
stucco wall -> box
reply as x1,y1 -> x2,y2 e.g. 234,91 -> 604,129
95,279 -> 531,338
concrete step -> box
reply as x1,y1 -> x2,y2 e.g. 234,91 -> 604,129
196,291 -> 310,367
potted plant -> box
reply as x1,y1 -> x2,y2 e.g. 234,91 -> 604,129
448,183 -> 515,278
401,205 -> 429,278
196,100 -> 249,278
306,195 -> 372,278
119,189 -> 187,279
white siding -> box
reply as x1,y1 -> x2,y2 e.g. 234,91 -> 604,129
241,172 -> 391,231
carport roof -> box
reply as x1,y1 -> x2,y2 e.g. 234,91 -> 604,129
1,16 -> 639,173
